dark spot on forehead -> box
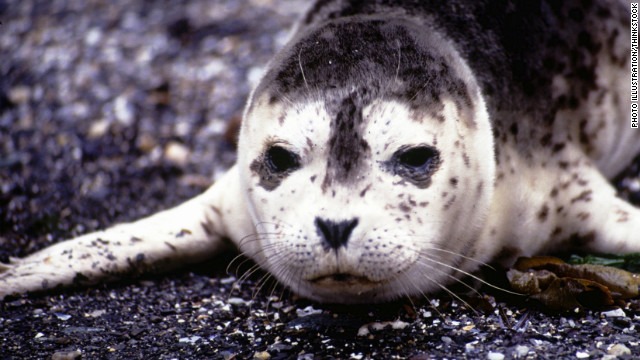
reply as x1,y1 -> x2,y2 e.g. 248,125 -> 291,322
322,94 -> 370,187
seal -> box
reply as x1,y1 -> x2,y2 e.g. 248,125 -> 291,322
2,0 -> 639,303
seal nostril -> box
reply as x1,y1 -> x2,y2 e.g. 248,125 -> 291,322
315,217 -> 359,250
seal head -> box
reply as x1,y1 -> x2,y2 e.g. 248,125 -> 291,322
238,16 -> 495,303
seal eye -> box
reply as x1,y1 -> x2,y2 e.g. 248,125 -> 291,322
397,147 -> 437,171
385,145 -> 440,189
266,146 -> 300,173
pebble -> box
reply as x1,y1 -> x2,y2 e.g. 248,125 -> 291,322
576,351 -> 589,358
178,336 -> 202,344
114,95 -> 135,126
487,351 -> 505,360
51,350 -> 82,360
227,297 -> 249,306
253,351 -> 271,359
357,320 -> 409,337
54,313 -> 72,321
514,345 -> 529,357
164,141 -> 191,165
607,344 -> 631,356
602,309 -> 626,318
296,305 -> 322,317
88,119 -> 111,138
8,86 -> 31,103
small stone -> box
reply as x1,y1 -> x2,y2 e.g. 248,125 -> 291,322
54,313 -> 72,321
465,342 -> 476,353
576,351 -> 589,358
487,351 -> 505,360
514,345 -> 529,357
88,119 -> 110,138
607,343 -> 631,356
85,27 -> 102,46
220,351 -> 236,360
357,319 -> 409,336
51,350 -> 82,360
227,297 -> 248,306
8,86 -> 31,103
179,335 -> 202,344
164,141 -> 191,165
296,305 -> 322,317
86,309 -> 106,318
253,350 -> 271,360
136,132 -> 157,153
602,309 -> 626,318
114,95 -> 134,126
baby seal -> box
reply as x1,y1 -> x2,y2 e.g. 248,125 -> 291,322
1,0 -> 639,303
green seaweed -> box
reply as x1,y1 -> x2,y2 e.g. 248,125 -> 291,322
567,253 -> 640,273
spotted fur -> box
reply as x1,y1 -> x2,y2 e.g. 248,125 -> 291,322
1,0 -> 639,303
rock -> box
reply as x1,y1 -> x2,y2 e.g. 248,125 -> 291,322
487,351 -> 505,360
253,350 -> 271,359
607,343 -> 631,356
51,350 -> 82,360
164,141 -> 191,165
602,309 -> 626,318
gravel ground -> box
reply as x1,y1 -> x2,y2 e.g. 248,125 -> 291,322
2,1 -> 640,359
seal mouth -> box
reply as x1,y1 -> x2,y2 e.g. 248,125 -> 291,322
309,273 -> 379,287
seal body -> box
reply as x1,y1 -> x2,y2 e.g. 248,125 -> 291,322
2,0 -> 639,303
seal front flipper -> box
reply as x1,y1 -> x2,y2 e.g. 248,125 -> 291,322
549,164 -> 640,255
0,165 -> 251,300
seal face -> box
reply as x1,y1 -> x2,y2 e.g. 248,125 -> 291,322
238,16 -> 496,303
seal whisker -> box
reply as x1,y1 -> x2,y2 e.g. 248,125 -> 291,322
407,260 -> 479,314
228,262 -> 263,299
232,243 -> 298,300
275,88 -> 295,106
252,270 -> 276,301
397,269 -> 447,318
398,239 -> 496,271
298,48 -> 309,91
417,253 -> 520,295
414,258 -> 483,296
237,232 -> 283,248
394,43 -> 401,85
226,252 -> 256,277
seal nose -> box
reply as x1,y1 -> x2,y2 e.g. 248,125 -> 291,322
315,217 -> 359,250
